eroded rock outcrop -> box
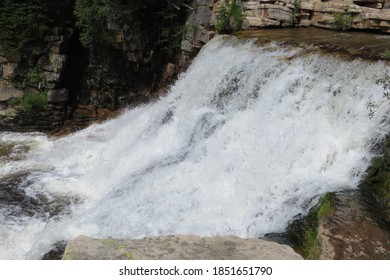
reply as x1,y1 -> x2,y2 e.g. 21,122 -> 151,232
319,194 -> 390,259
181,0 -> 390,61
288,192 -> 390,259
62,235 -> 303,260
240,0 -> 390,32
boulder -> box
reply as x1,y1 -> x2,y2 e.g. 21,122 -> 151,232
90,91 -> 116,110
43,53 -> 68,73
181,40 -> 194,53
62,235 -> 303,260
1,63 -> 18,80
47,88 -> 69,103
319,194 -> 390,260
0,81 -> 24,102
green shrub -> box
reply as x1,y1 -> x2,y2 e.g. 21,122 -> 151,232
292,0 -> 301,24
0,0 -> 50,54
332,13 -> 353,31
216,1 -> 244,34
7,92 -> 48,113
74,0 -> 192,58
74,0 -> 121,48
13,68 -> 46,89
382,49 -> 390,59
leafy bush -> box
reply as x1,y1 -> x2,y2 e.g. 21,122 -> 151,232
292,0 -> 301,25
332,13 -> 353,31
382,49 -> 390,59
74,0 -> 121,48
7,92 -> 48,112
216,1 -> 244,34
74,0 -> 192,57
13,68 -> 46,89
0,0 -> 50,54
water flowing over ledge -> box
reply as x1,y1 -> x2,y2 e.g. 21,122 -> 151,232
1,35 -> 390,259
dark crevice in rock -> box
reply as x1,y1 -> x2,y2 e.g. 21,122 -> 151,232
42,241 -> 67,260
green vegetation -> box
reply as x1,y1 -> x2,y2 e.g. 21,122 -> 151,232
7,92 -> 48,113
301,227 -> 321,260
74,0 -> 121,48
12,68 -> 46,90
361,152 -> 390,212
0,0 -> 50,54
332,12 -> 353,31
382,50 -> 390,59
288,193 -> 336,259
74,0 -> 192,56
215,0 -> 244,34
317,193 -> 335,219
292,0 -> 301,25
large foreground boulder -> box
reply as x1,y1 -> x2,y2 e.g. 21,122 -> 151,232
62,235 -> 303,260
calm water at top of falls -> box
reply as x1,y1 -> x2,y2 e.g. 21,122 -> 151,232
1,35 -> 390,259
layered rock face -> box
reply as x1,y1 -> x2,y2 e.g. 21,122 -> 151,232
299,0 -> 390,32
181,0 -> 390,61
62,235 -> 303,260
0,27 -> 76,132
241,0 -> 390,32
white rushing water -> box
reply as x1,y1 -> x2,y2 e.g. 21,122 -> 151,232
1,36 -> 390,259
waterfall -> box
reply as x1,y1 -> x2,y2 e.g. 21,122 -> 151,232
1,35 -> 389,259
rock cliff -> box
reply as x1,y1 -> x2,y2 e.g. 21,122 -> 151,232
181,0 -> 390,61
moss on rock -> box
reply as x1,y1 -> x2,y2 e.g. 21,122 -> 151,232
287,192 -> 336,259
359,137 -> 390,226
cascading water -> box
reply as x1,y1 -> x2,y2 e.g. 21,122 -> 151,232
1,36 -> 389,259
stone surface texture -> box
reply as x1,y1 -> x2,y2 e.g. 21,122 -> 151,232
181,0 -> 390,61
318,194 -> 390,260
62,235 -> 303,260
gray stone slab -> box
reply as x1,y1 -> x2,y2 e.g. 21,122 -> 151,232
62,235 -> 303,260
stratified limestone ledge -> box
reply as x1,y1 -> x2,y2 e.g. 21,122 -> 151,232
62,235 -> 303,260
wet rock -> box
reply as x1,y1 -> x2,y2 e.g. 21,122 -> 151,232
319,194 -> 390,260
0,172 -> 80,220
90,91 -> 116,110
47,88 -> 69,103
288,192 -> 390,259
63,235 -> 303,260
42,241 -> 67,260
235,27 -> 390,61
360,136 -> 390,225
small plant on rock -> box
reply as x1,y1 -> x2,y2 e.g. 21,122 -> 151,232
292,0 -> 301,25
215,0 -> 244,34
382,49 -> 390,60
13,68 -> 46,89
7,91 -> 48,113
332,12 -> 353,31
